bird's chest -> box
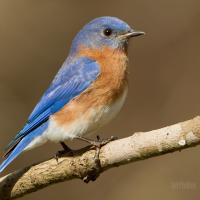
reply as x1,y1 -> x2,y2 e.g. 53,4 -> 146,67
47,48 -> 128,141
83,85 -> 128,133
47,85 -> 128,141
71,48 -> 128,122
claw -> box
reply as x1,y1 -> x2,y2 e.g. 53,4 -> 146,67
54,142 -> 74,162
76,135 -> 118,183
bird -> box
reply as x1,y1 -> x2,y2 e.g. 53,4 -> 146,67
0,16 -> 144,173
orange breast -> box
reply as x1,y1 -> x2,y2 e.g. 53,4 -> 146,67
53,46 -> 128,125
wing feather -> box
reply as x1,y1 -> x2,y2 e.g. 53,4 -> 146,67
4,57 -> 100,156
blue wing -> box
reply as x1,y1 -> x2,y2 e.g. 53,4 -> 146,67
28,57 -> 99,122
3,57 -> 100,158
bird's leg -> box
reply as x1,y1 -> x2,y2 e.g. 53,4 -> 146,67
60,142 -> 72,152
75,135 -> 117,183
75,135 -> 100,162
75,135 -> 116,148
75,135 -> 117,159
55,142 -> 74,162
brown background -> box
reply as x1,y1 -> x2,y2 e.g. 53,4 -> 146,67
0,0 -> 200,199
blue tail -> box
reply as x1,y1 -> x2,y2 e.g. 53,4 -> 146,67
0,122 -> 48,173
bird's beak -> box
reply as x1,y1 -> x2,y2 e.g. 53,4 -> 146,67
120,30 -> 145,39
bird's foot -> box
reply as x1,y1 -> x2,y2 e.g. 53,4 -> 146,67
75,135 -> 117,161
89,135 -> 117,161
76,135 -> 117,183
55,142 -> 74,162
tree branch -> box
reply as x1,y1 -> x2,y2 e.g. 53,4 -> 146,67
0,116 -> 200,200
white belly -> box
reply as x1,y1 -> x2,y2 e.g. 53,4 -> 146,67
25,86 -> 128,150
45,86 -> 128,142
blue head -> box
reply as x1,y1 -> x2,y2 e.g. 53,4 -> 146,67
70,16 -> 144,55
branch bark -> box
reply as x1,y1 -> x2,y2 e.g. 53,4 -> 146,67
0,116 -> 200,200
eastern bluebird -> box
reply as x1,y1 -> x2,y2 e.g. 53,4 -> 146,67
0,16 -> 144,172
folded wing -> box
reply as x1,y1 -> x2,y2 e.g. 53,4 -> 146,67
4,57 -> 100,157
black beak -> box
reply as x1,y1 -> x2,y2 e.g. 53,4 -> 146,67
122,30 -> 145,38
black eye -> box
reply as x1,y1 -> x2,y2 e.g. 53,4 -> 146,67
103,28 -> 113,37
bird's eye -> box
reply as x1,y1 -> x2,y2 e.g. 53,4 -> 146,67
103,28 -> 113,37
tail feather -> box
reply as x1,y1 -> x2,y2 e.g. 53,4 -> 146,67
0,136 -> 32,173
0,122 -> 48,173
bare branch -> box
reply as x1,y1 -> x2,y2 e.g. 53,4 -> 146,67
0,116 -> 200,200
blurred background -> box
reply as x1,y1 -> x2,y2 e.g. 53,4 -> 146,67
0,0 -> 200,199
